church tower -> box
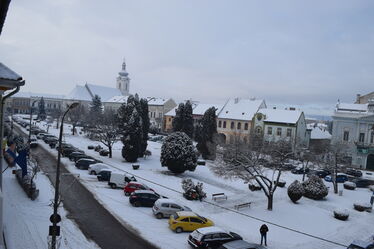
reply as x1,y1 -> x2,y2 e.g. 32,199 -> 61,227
116,58 -> 130,95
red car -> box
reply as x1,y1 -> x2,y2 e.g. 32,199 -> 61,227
124,182 -> 154,196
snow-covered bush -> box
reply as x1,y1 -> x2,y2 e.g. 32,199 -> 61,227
333,208 -> 349,221
288,180 -> 304,203
181,178 -> 206,201
302,175 -> 328,200
353,202 -> 372,212
160,132 -> 197,174
343,182 -> 356,190
182,178 -> 195,193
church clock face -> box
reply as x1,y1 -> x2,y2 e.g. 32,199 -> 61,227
257,114 -> 263,121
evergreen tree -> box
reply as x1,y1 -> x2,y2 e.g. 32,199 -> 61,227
172,103 -> 184,132
160,132 -> 197,174
37,97 -> 46,120
183,101 -> 194,138
172,101 -> 194,138
121,109 -> 142,162
139,98 -> 150,157
196,107 -> 217,160
89,95 -> 103,124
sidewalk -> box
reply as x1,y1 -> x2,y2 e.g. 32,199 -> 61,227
2,163 -> 100,249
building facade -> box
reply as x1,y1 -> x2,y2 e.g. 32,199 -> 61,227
355,92 -> 374,104
6,92 -> 64,114
216,98 -> 266,144
331,101 -> 374,170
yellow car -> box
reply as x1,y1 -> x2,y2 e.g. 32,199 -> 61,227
168,211 -> 214,233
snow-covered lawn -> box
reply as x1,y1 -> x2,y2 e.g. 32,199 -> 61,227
3,160 -> 100,249
16,117 -> 374,249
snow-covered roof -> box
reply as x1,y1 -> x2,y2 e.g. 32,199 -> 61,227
195,226 -> 226,235
309,126 -> 331,140
336,103 -> 368,113
65,85 -> 92,101
258,108 -> 302,124
86,83 -> 122,102
106,95 -> 128,103
13,91 -> 64,99
218,98 -> 266,121
0,63 -> 22,81
146,97 -> 169,106
164,103 -> 222,117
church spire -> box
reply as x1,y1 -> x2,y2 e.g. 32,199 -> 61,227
117,57 -> 130,96
122,57 -> 126,71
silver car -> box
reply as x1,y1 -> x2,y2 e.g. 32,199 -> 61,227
152,199 -> 191,219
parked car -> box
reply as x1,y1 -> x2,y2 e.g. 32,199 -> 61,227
351,178 -> 374,188
168,211 -> 214,233
42,134 -> 56,142
69,152 -> 85,161
75,159 -> 98,170
188,226 -> 242,249
129,190 -> 161,207
312,169 -> 331,178
324,173 -> 349,183
123,181 -> 151,195
347,240 -> 374,249
108,173 -> 137,189
44,136 -> 58,145
94,145 -> 103,152
152,199 -> 191,219
346,168 -> 363,178
30,137 -> 38,148
36,133 -> 47,139
88,163 -> 109,175
218,240 -> 267,249
61,147 -> 79,157
97,169 -> 112,181
291,167 -> 310,174
73,154 -> 94,163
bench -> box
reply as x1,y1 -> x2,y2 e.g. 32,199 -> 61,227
212,193 -> 227,201
234,202 -> 252,210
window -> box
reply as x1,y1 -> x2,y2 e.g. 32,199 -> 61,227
371,132 -> 374,144
218,121 -> 222,128
161,203 -> 169,208
255,126 -> 262,134
230,122 -> 234,130
220,233 -> 231,239
223,121 -> 226,128
190,217 -> 203,223
244,123 -> 249,130
359,133 -> 365,143
267,127 -> 272,135
277,128 -> 282,136
180,218 -> 189,222
170,204 -> 180,209
343,131 -> 349,141
237,122 -> 241,130
159,112 -> 162,118
287,128 -> 292,137
212,233 -> 220,239
169,118 -> 171,122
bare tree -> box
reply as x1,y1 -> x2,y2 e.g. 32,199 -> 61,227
324,142 -> 350,194
213,136 -> 293,210
67,104 -> 86,135
295,148 -> 316,182
91,109 -> 120,158
50,108 -> 63,129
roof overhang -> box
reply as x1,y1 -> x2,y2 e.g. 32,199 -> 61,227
0,63 -> 25,93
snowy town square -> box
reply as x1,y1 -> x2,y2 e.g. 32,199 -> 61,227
1,1 -> 374,249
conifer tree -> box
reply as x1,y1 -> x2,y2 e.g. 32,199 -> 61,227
183,101 -> 194,138
139,98 -> 150,156
37,97 -> 46,120
122,109 -> 142,162
172,103 -> 184,132
89,95 -> 103,124
196,107 -> 217,159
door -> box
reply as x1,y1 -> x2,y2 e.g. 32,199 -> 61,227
367,154 -> 374,171
169,204 -> 182,216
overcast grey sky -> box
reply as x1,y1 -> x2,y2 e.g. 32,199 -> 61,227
1,0 -> 373,112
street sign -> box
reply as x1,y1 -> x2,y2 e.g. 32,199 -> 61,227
50,214 -> 62,223
49,226 -> 60,236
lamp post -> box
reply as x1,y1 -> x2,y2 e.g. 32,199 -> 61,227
28,99 -> 38,144
50,102 -> 79,249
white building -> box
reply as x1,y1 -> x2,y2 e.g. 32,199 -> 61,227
116,58 -> 130,96
252,108 -> 309,150
331,100 -> 374,170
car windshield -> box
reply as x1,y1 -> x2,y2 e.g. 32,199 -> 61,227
197,215 -> 207,222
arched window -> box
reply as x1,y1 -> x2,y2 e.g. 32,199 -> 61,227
237,122 -> 241,130
218,121 -> 222,128
244,123 -> 249,130
223,121 -> 226,128
231,122 -> 235,129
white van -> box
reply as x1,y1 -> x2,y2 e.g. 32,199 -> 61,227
108,172 -> 136,189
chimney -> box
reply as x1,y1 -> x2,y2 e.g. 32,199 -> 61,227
234,98 -> 239,104
273,107 -> 276,109
356,94 -> 361,104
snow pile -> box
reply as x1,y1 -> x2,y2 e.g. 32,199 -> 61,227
302,175 -> 328,200
353,202 -> 372,212
333,208 -> 349,221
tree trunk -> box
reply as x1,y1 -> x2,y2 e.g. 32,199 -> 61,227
56,119 -> 60,129
109,146 -> 112,158
267,194 -> 273,211
72,124 -> 76,135
334,169 -> 338,194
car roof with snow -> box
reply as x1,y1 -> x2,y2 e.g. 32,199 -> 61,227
195,226 -> 226,235
155,198 -> 184,205
176,211 -> 198,217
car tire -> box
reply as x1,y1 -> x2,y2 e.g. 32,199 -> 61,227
134,202 -> 141,207
156,213 -> 163,219
175,227 -> 183,233
110,184 -> 117,189
124,192 -> 130,196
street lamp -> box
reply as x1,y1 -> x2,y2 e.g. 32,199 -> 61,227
28,100 -> 38,144
50,102 -> 79,249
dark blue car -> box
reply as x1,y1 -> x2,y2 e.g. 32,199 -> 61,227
324,174 -> 349,183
